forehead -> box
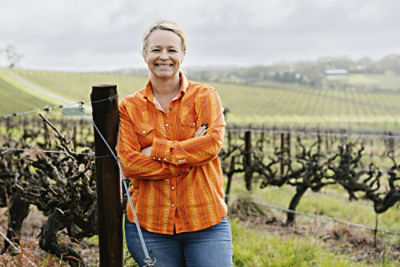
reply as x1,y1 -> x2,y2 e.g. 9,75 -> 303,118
147,29 -> 181,47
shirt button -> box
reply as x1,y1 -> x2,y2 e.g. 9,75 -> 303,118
152,157 -> 156,160
171,186 -> 175,190
142,130 -> 146,134
171,203 -> 175,207
163,157 -> 167,161
158,157 -> 161,160
192,123 -> 195,126
165,123 -> 169,127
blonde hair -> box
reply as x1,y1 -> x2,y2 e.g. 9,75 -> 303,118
142,19 -> 187,54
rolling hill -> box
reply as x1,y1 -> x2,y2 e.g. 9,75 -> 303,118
1,68 -> 400,130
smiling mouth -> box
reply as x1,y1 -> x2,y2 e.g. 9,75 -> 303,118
155,64 -> 173,67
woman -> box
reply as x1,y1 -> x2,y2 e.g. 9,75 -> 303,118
118,19 -> 232,267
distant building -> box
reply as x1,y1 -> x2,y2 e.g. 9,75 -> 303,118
324,69 -> 349,78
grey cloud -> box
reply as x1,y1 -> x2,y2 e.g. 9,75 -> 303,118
1,0 -> 400,70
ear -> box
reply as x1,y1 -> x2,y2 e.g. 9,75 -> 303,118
142,51 -> 147,63
180,52 -> 185,63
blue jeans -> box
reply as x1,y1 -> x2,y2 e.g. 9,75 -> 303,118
125,216 -> 233,267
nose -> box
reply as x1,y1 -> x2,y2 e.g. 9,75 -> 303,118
159,49 -> 169,59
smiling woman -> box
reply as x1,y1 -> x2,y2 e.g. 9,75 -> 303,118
142,30 -> 184,102
140,21 -> 186,111
117,19 -> 233,267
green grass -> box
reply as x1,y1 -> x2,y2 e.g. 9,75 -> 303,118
230,178 -> 400,244
11,68 -> 148,102
0,71 -> 54,115
231,219 -> 396,267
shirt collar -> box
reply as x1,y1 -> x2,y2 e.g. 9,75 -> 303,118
143,71 -> 189,102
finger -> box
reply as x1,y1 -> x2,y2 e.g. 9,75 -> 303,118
194,126 -> 207,137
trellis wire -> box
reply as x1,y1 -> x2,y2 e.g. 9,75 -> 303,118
0,147 -> 94,157
0,94 -> 118,120
227,125 -> 400,139
251,200 -> 400,237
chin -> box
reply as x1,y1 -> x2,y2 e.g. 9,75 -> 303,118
153,70 -> 179,80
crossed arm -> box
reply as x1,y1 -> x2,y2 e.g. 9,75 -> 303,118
140,124 -> 208,156
118,89 -> 225,180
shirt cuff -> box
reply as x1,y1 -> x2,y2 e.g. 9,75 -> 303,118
151,137 -> 173,162
152,137 -> 187,165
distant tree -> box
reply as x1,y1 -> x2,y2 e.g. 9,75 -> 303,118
355,57 -> 381,73
378,54 -> 400,74
0,45 -> 23,68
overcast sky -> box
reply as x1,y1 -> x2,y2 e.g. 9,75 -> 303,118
1,0 -> 400,71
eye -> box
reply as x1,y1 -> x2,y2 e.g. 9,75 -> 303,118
152,49 -> 161,52
169,49 -> 177,53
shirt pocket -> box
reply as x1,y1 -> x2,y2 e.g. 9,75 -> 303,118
133,123 -> 155,148
179,111 -> 198,140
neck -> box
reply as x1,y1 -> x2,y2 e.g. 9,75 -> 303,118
150,72 -> 181,97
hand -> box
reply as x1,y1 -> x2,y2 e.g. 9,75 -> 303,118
194,124 -> 208,137
141,146 -> 152,157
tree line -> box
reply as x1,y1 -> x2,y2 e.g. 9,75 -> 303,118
185,54 -> 400,88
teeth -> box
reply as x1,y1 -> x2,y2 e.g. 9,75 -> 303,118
155,64 -> 173,67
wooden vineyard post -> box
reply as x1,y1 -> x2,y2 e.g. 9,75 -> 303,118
91,85 -> 122,267
244,130 -> 253,191
224,155 -> 235,204
43,119 -> 50,149
280,133 -> 285,176
286,131 -> 291,160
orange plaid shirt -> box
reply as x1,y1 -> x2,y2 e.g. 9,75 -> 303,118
118,73 -> 227,234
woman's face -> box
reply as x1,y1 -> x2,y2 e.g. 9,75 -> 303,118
143,29 -> 185,81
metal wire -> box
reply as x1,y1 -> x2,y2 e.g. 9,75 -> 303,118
92,120 -> 155,266
252,200 -> 400,237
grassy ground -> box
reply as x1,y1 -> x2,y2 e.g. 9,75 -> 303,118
231,218 -> 398,267
227,176 -> 400,266
230,178 -> 400,240
10,68 -> 148,102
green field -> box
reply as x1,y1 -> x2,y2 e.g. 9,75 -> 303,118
1,68 -> 400,130
0,70 -> 54,115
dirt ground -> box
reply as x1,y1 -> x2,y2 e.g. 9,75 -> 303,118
1,201 -> 399,266
0,207 -> 99,266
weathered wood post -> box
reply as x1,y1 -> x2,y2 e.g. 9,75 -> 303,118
280,133 -> 285,176
244,130 -> 253,191
91,84 -> 123,267
43,119 -> 50,149
224,155 -> 236,204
